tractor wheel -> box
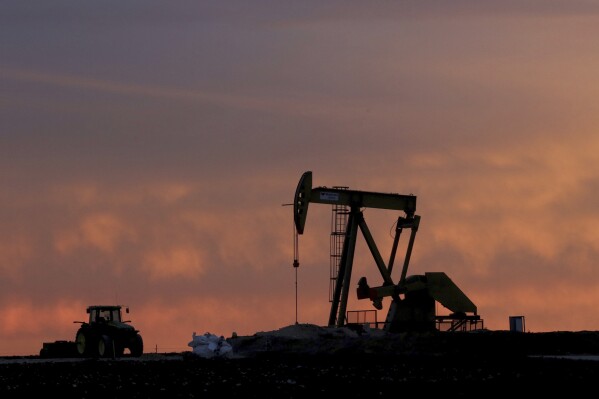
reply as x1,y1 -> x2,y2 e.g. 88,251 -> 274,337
98,335 -> 114,358
130,334 -> 144,357
75,330 -> 90,356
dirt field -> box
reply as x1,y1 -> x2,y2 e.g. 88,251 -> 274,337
2,325 -> 599,397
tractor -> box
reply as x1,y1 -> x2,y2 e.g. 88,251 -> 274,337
73,305 -> 143,358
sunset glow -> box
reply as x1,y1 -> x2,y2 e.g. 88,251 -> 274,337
2,2 -> 599,356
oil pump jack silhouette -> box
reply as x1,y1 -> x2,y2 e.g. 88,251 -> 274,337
292,171 -> 482,333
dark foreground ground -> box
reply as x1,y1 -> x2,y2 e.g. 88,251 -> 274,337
2,325 -> 599,397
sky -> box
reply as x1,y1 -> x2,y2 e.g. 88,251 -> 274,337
2,1 -> 599,356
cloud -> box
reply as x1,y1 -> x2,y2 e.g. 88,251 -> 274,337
55,213 -> 136,254
3,1 -> 599,356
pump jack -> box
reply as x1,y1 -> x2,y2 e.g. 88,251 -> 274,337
293,171 -> 481,333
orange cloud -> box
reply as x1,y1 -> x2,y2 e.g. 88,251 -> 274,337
141,246 -> 206,280
55,212 -> 136,255
0,234 -> 34,279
